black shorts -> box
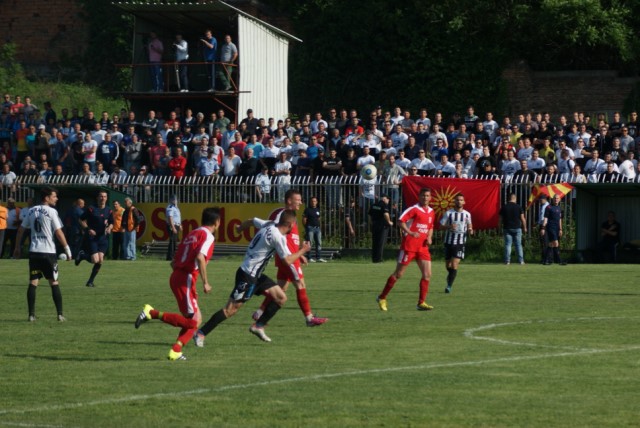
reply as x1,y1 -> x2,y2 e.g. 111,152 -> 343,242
29,253 -> 59,282
547,228 -> 560,241
88,235 -> 109,255
444,243 -> 465,260
229,267 -> 277,303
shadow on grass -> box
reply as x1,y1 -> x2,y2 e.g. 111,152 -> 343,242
3,353 -> 149,362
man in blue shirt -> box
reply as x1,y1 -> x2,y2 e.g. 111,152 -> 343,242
76,191 -> 114,287
200,29 -> 217,91
540,194 -> 564,265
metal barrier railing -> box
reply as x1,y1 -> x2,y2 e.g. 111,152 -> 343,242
0,174 -> 578,250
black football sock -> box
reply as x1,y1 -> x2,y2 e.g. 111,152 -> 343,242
545,247 -> 553,263
51,285 -> 63,315
256,300 -> 281,326
88,263 -> 101,283
448,269 -> 458,286
553,247 -> 561,263
199,309 -> 227,336
27,284 -> 37,316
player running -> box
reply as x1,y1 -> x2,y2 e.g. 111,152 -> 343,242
440,193 -> 473,293
134,207 -> 220,361
14,186 -> 72,322
75,190 -> 113,287
251,189 -> 328,327
194,210 -> 310,344
377,187 -> 436,311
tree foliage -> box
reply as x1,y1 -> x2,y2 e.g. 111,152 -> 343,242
264,0 -> 640,116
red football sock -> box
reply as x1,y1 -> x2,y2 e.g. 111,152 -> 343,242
173,327 -> 196,352
296,288 -> 312,317
419,279 -> 430,304
150,309 -> 160,319
161,312 -> 197,329
172,338 -> 184,353
379,275 -> 397,299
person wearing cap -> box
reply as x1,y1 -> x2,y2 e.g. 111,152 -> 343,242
196,147 -> 220,177
240,109 -> 260,136
369,194 -> 393,263
165,195 -> 182,261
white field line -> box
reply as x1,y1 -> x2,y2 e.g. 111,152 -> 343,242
1,346 -> 639,417
464,316 -> 639,351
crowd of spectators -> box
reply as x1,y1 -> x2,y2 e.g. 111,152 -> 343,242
2,95 -> 640,202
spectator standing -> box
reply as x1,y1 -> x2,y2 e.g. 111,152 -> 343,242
123,197 -> 142,261
599,211 -> 620,263
148,31 -> 164,92
173,33 -> 189,92
218,34 -> 238,91
2,198 -> 20,258
201,29 -> 217,91
0,200 -> 6,256
165,195 -> 182,261
369,194 -> 393,263
111,200 -> 125,260
303,196 -> 324,263
500,193 -> 527,265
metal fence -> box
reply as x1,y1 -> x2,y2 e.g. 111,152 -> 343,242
3,174 -> 576,249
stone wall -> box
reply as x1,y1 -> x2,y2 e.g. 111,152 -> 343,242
502,60 -> 639,118
0,0 -> 88,74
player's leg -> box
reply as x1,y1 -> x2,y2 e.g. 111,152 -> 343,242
416,258 -> 433,310
86,248 -> 105,287
445,257 -> 460,293
27,257 -> 40,321
377,254 -> 410,311
251,276 -> 287,342
43,255 -> 64,321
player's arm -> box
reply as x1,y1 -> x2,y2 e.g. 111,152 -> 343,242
195,252 -> 212,294
279,240 -> 311,266
468,219 -> 474,236
236,217 -> 266,233
54,228 -> 72,260
399,220 -> 419,238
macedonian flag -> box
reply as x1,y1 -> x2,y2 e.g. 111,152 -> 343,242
402,176 -> 501,230
526,183 -> 574,208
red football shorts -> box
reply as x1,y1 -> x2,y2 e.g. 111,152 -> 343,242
397,248 -> 431,265
169,270 -> 200,315
275,256 -> 304,282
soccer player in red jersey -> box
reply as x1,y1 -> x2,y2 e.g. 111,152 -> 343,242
252,189 -> 328,327
377,187 -> 436,311
134,207 -> 220,361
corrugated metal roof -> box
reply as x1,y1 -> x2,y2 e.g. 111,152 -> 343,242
112,0 -> 301,42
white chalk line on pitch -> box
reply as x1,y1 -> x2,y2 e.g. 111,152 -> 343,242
464,316 -> 640,351
1,348 -> 640,417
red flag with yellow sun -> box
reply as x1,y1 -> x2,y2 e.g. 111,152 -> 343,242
402,176 -> 501,230
526,183 -> 574,208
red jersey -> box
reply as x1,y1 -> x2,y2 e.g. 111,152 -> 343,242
399,203 -> 435,252
172,227 -> 215,273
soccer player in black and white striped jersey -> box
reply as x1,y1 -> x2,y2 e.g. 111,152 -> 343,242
440,194 -> 473,293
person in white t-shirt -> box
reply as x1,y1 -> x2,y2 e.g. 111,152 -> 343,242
82,133 -> 98,172
14,186 -> 72,322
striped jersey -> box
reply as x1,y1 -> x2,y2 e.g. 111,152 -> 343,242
241,222 -> 291,280
440,209 -> 472,245
21,205 -> 63,254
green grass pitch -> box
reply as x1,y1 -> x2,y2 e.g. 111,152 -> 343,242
0,258 -> 639,427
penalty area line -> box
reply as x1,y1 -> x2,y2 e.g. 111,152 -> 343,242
1,345 -> 639,417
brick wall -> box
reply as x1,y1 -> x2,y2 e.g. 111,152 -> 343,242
503,60 -> 639,118
0,0 -> 88,72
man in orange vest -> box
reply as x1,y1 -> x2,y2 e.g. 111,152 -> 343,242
0,200 -> 7,257
111,200 -> 125,260
123,197 -> 143,261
